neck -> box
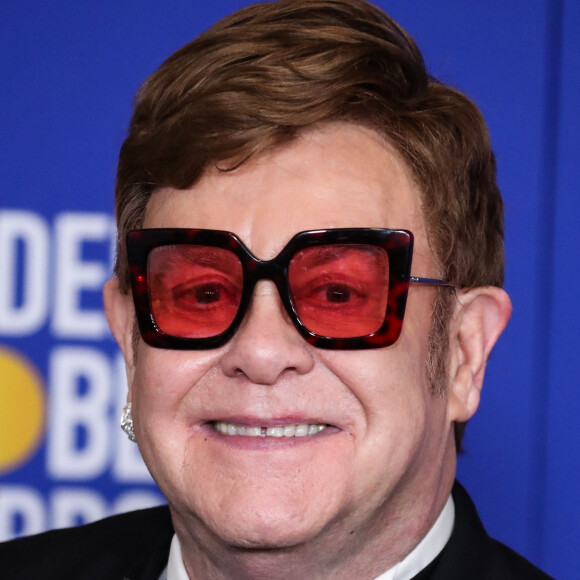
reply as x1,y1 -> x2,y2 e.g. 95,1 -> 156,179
172,431 -> 458,580
173,475 -> 455,579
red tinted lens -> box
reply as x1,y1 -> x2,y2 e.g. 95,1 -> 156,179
288,244 -> 389,338
148,245 -> 243,338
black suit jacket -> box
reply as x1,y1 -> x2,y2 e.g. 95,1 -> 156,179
0,482 -> 552,579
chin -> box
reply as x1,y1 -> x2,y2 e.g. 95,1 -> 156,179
215,516 -> 325,550
165,438 -> 355,549
195,491 -> 339,550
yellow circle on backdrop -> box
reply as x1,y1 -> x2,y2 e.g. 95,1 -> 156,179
0,347 -> 45,474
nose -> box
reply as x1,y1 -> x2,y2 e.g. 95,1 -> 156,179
220,281 -> 315,384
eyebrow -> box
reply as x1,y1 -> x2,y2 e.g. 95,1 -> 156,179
292,245 -> 384,268
151,245 -> 240,276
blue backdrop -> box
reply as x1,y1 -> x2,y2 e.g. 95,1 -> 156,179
1,2 -> 578,578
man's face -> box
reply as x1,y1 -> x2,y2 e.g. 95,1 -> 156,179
115,123 -> 458,553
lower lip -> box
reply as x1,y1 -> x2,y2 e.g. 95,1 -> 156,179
200,423 -> 340,449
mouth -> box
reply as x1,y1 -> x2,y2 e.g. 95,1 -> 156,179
212,421 -> 328,438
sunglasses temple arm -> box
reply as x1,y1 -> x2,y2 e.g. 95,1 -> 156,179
409,276 -> 453,287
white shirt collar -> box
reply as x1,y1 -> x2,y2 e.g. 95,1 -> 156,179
375,495 -> 454,580
165,496 -> 454,580
165,534 -> 188,580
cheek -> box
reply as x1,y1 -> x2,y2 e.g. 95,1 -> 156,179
319,337 -> 436,478
131,347 -> 217,405
129,348 -> 220,469
321,336 -> 430,421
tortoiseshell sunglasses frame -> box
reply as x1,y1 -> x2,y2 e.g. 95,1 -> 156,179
126,227 -> 451,350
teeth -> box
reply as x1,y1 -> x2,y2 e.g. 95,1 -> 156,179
213,422 -> 327,437
295,424 -> 309,437
266,426 -> 284,437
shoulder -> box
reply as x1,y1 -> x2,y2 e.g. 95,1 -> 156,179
485,537 -> 553,580
431,482 -> 553,580
0,505 -> 173,580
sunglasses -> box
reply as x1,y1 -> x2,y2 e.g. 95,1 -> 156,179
126,228 -> 451,350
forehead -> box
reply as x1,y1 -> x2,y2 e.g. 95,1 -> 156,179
144,123 -> 429,261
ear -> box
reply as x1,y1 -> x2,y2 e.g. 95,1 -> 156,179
447,286 -> 512,423
103,278 -> 137,399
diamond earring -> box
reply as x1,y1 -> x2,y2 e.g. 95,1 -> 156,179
121,403 -> 136,442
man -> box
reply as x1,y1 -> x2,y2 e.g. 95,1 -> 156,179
0,0 -> 551,578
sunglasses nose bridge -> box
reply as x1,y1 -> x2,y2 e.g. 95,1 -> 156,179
247,258 -> 286,294
243,259 -> 292,318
